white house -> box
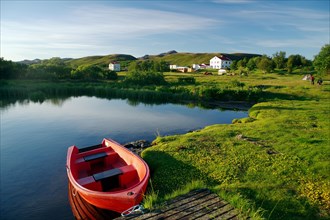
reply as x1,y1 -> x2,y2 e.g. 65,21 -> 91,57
209,56 -> 232,69
109,62 -> 120,71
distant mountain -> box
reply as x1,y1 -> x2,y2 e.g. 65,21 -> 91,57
140,50 -> 177,60
137,52 -> 260,66
17,59 -> 42,65
65,54 -> 137,67
143,52 -> 262,66
222,53 -> 262,61
15,52 -> 261,67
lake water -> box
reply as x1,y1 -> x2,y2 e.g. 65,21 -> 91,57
0,96 -> 248,219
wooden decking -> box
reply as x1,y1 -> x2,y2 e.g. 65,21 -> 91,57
68,182 -> 244,219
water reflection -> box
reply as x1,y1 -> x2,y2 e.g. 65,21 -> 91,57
0,86 -> 252,110
0,93 -> 248,220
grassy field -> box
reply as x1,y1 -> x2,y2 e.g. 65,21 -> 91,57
141,72 -> 330,219
1,71 -> 329,219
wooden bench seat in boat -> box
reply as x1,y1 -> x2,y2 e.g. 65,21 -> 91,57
77,165 -> 137,191
93,168 -> 123,181
78,144 -> 102,153
83,152 -> 107,162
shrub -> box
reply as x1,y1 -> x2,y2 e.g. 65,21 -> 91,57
124,71 -> 166,86
105,70 -> 118,80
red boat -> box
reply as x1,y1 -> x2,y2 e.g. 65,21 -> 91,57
66,138 -> 150,213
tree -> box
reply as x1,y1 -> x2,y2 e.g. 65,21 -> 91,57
128,61 -> 142,72
286,54 -> 311,73
257,56 -> 274,73
272,51 -> 286,69
124,71 -> 166,86
230,60 -> 238,70
105,70 -> 118,80
246,58 -> 256,71
0,58 -> 28,79
42,57 -> 65,66
128,60 -> 169,73
313,44 -> 330,74
71,65 -> 104,80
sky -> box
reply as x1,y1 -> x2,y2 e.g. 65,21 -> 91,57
1,0 -> 329,61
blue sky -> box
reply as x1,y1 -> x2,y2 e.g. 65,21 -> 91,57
1,0 -> 329,61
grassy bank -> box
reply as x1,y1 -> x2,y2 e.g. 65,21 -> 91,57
1,72 -> 329,219
141,73 -> 329,219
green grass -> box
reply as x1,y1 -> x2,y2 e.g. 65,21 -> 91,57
145,52 -> 261,66
141,72 -> 330,219
61,51 -> 261,68
1,71 -> 329,219
64,54 -> 136,68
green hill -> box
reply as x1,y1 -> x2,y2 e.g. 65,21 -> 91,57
19,52 -> 261,68
65,54 -> 137,68
139,51 -> 261,66
58,50 -> 259,68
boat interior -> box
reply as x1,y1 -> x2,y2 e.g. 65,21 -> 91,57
73,146 -> 140,192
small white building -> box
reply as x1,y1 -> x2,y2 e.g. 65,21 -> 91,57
109,62 -> 120,71
192,64 -> 200,70
200,63 -> 210,69
218,69 -> 227,75
209,56 -> 232,69
169,64 -> 177,70
176,66 -> 189,73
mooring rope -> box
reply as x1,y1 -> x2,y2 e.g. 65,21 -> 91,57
121,204 -> 145,217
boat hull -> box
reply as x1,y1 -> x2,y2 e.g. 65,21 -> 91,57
66,138 -> 150,213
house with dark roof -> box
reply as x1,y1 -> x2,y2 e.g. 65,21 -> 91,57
209,55 -> 232,69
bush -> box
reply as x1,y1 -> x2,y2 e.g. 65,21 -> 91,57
70,65 -> 109,80
124,71 -> 167,86
105,70 -> 118,80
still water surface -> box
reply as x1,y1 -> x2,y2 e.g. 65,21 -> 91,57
1,96 -> 247,219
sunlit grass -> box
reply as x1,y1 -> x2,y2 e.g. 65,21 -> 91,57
2,70 -> 329,219
141,72 -> 330,219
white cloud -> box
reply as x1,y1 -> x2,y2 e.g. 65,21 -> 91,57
1,4 -> 220,60
236,5 -> 329,34
256,37 -> 327,49
1,1 -> 328,60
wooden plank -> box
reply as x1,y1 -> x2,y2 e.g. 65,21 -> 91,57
219,209 -> 240,220
152,192 -> 221,219
69,186 -> 243,220
195,203 -> 235,220
79,144 -> 102,153
172,197 -> 229,219
189,199 -> 229,219
139,189 -> 212,219
83,152 -> 107,162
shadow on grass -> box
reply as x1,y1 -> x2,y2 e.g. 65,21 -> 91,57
256,91 -> 310,102
250,105 -> 308,112
238,187 -> 325,220
143,150 -> 217,197
143,150 -> 325,220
